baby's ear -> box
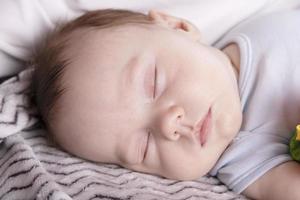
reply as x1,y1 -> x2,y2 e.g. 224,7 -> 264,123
148,10 -> 201,42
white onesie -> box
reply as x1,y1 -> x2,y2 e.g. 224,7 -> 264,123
209,10 -> 300,193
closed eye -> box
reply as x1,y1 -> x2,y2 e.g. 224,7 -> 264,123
143,132 -> 150,162
153,66 -> 157,99
144,64 -> 157,100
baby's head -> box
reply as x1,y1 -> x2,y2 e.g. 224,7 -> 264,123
31,9 -> 242,180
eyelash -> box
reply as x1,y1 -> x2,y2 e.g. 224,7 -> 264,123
142,131 -> 150,162
152,66 -> 157,99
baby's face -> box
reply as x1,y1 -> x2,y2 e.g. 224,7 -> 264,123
55,23 -> 242,180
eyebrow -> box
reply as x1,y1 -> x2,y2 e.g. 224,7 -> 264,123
124,56 -> 140,89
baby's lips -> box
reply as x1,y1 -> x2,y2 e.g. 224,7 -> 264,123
195,107 -> 212,146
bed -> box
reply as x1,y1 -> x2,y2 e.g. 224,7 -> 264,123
1,0 -> 299,199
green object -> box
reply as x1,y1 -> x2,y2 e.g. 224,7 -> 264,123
289,125 -> 300,162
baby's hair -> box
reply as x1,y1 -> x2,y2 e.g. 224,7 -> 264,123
30,9 -> 153,141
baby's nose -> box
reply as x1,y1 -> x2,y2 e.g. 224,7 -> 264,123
157,105 -> 193,141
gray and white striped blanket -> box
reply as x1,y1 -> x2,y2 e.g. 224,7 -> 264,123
0,68 -> 248,200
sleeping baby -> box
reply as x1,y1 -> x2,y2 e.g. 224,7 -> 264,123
30,9 -> 300,200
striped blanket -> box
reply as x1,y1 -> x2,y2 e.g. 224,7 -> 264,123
0,68 -> 248,200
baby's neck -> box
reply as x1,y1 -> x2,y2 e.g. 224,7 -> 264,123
222,43 -> 240,80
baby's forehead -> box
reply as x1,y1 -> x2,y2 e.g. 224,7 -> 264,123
62,25 -> 154,101
62,22 -> 185,92
64,23 -> 167,71
68,23 -> 160,45
65,23 -> 182,73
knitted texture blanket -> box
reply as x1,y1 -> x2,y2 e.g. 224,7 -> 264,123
0,68 -> 249,200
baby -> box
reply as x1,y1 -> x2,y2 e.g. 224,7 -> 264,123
31,9 -> 300,200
